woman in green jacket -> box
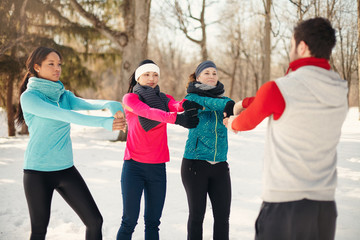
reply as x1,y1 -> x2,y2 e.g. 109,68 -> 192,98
181,60 -> 235,240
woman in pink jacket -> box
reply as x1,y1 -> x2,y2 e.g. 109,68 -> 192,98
116,59 -> 202,240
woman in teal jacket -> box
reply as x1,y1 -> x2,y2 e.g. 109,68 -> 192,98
16,46 -> 126,240
181,60 -> 235,240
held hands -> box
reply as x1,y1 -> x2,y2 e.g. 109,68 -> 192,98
223,100 -> 242,134
223,115 -> 238,134
182,100 -> 204,117
175,113 -> 199,129
175,100 -> 203,129
112,110 -> 127,132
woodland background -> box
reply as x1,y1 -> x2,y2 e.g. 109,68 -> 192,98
0,0 -> 359,139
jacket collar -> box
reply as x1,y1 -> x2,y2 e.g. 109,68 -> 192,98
286,57 -> 331,75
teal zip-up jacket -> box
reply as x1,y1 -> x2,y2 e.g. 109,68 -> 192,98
183,93 -> 232,162
20,77 -> 123,171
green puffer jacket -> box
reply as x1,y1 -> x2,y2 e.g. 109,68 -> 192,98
183,93 -> 232,162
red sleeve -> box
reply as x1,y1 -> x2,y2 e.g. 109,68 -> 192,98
242,97 -> 255,108
232,81 -> 285,131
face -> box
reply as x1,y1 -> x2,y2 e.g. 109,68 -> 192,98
137,71 -> 159,88
197,67 -> 218,86
34,52 -> 62,82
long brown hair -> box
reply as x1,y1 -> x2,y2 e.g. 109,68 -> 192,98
15,47 -> 62,125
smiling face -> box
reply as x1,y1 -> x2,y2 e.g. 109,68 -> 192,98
137,71 -> 159,88
34,52 -> 62,82
197,67 -> 218,86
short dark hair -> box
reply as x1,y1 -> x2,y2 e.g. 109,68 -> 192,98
293,17 -> 336,59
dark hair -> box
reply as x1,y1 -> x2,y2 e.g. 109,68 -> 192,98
15,47 -> 62,125
127,59 -> 157,93
293,17 -> 336,60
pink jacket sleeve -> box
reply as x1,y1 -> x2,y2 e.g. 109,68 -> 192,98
123,93 -> 178,124
166,94 -> 186,112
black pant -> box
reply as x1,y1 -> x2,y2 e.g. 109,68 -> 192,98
23,166 -> 103,240
255,199 -> 337,240
181,158 -> 231,240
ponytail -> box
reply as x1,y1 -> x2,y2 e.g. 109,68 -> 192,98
127,73 -> 137,93
186,72 -> 196,88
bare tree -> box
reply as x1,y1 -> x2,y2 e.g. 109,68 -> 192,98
69,0 -> 144,99
288,0 -> 312,20
1,0 -> 28,136
69,0 -> 151,141
164,0 -> 220,61
358,0 -> 360,112
288,0 -> 358,106
262,0 -> 272,85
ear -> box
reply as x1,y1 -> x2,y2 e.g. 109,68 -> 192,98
297,41 -> 312,58
34,64 -> 40,73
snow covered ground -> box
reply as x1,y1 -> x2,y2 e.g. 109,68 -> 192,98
0,108 -> 359,240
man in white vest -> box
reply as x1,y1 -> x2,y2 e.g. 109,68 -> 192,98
224,17 -> 348,240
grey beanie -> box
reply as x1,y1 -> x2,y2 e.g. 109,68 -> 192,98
195,60 -> 217,78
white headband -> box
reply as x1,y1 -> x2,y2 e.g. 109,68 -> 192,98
135,63 -> 160,81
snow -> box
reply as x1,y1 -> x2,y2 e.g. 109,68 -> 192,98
0,108 -> 359,240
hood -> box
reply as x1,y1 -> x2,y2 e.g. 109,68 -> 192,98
294,66 -> 348,107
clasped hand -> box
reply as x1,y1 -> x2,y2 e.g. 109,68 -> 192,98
175,100 -> 204,129
112,110 -> 127,132
223,100 -> 244,134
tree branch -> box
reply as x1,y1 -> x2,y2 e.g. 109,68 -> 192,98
69,0 -> 128,48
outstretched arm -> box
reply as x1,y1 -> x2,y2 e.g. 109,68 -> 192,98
166,94 -> 187,112
185,94 -> 232,112
67,91 -> 124,115
123,93 -> 177,124
21,92 -> 116,131
230,81 -> 285,131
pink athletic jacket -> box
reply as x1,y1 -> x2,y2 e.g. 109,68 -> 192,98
122,93 -> 185,164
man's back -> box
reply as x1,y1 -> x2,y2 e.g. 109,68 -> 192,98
263,65 -> 348,202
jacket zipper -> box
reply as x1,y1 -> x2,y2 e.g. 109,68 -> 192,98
213,111 -> 218,162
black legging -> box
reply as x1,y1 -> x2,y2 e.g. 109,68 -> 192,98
23,166 -> 103,240
181,158 -> 231,240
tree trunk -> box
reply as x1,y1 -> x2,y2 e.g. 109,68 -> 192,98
116,0 -> 151,141
116,0 -> 151,100
200,0 -> 208,61
263,0 -> 272,85
358,0 -> 360,114
6,73 -> 15,136
5,0 -> 28,136
69,0 -> 151,141
229,58 -> 239,99
174,0 -> 208,61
